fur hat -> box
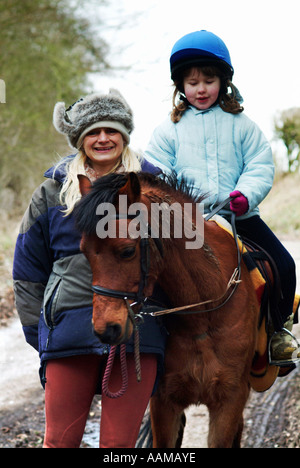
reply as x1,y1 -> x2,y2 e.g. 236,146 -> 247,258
53,89 -> 134,149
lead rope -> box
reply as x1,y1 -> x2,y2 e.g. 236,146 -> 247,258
102,326 -> 142,399
126,298 -> 142,383
102,344 -> 128,398
134,327 -> 142,382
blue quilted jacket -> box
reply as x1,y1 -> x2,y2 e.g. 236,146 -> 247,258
13,155 -> 166,384
145,104 -> 275,219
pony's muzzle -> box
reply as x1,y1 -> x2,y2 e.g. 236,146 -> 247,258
93,323 -> 123,345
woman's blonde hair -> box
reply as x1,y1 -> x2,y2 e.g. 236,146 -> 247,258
55,145 -> 142,216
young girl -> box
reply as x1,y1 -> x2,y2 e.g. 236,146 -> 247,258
13,89 -> 166,447
145,30 -> 299,365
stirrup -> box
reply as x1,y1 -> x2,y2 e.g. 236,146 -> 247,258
268,328 -> 300,367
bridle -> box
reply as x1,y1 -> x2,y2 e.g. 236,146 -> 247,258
91,212 -> 164,322
91,212 -> 164,395
91,197 -> 242,319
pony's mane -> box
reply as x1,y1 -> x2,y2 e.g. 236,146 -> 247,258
139,171 -> 205,204
74,171 -> 205,235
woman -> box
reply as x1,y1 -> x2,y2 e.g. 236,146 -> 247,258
13,89 -> 166,448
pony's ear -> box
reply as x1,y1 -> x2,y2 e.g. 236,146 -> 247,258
78,174 -> 92,196
117,172 -> 141,204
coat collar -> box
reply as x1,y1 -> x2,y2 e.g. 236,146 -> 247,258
44,154 -> 161,184
44,154 -> 76,183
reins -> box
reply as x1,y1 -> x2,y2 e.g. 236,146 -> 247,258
150,265 -> 241,317
150,206 -> 243,317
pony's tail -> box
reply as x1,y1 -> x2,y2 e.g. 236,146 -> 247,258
136,409 -> 153,448
175,412 -> 186,448
135,409 -> 186,448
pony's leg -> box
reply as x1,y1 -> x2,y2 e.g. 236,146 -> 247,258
175,412 -> 186,448
208,405 -> 244,448
232,416 -> 244,448
150,396 -> 185,448
207,386 -> 249,448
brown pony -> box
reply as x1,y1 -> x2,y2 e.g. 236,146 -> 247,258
75,171 -> 273,448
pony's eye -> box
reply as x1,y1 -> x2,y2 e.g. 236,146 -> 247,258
119,247 -> 136,259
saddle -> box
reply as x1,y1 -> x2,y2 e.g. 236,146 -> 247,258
241,236 -> 282,330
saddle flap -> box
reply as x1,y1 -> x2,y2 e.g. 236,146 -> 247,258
241,237 -> 282,331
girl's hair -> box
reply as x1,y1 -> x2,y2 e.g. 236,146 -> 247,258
171,65 -> 244,123
55,145 -> 142,216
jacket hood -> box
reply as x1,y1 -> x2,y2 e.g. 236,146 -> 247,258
44,155 -> 76,183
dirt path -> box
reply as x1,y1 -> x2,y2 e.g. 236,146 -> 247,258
0,240 -> 299,448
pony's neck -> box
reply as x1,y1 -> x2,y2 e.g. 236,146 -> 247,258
141,187 -> 236,307
158,223 -> 226,306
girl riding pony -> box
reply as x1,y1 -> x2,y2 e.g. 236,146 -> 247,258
145,30 -> 299,365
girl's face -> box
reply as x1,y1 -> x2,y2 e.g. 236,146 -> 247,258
183,68 -> 221,110
83,127 -> 125,174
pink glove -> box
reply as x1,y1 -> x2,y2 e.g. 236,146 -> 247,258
229,190 -> 249,217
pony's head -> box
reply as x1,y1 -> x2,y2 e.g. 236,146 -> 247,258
74,172 -> 163,345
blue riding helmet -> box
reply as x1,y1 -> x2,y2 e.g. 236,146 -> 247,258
170,30 -> 234,81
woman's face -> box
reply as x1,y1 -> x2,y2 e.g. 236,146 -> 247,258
183,68 -> 221,110
83,127 -> 125,174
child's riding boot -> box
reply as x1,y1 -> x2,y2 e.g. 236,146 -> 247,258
269,314 -> 300,366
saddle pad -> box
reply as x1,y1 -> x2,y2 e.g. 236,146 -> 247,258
208,215 -> 266,304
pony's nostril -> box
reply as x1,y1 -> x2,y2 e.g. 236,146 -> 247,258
94,324 -> 122,344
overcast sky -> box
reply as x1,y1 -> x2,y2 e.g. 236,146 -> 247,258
89,0 -> 300,161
